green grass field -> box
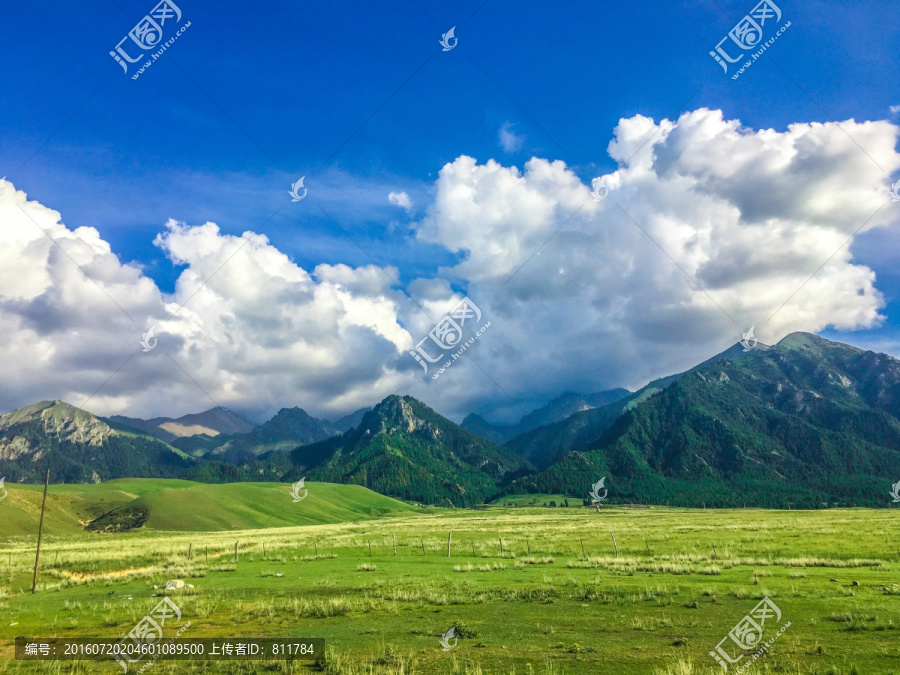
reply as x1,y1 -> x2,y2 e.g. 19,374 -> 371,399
2,481 -> 900,673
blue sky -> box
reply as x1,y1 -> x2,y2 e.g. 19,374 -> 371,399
1,0 -> 899,421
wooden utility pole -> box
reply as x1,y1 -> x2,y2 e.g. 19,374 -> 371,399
580,539 -> 586,559
368,541 -> 372,557
645,539 -> 651,556
610,531 -> 619,558
314,541 -> 318,559
263,543 -> 266,559
499,535 -> 504,556
526,539 -> 530,555
711,542 -> 717,559
471,541 -> 475,557
235,541 -> 239,563
32,470 -> 50,594
392,534 -> 397,556
447,532 -> 452,557
421,539 -> 425,555
188,543 -> 192,562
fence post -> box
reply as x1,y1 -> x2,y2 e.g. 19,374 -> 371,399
31,469 -> 50,594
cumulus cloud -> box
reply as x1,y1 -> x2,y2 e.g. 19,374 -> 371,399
388,190 -> 412,212
1,108 -> 898,423
0,182 -> 423,420
498,122 -> 524,153
414,108 -> 900,419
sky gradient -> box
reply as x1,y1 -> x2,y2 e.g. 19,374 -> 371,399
1,0 -> 899,424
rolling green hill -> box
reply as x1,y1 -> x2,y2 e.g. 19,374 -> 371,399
0,479 -> 418,536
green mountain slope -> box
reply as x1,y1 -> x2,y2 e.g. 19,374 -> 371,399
286,395 -> 531,506
0,479 -> 418,536
503,344 -> 750,468
511,333 -> 900,507
0,401 -> 277,486
0,401 -> 197,483
205,407 -> 341,463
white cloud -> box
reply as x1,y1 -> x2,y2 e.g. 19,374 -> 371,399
890,105 -> 900,118
1,108 -> 899,424
0,183 -> 420,420
413,108 -> 900,419
498,122 -> 524,153
388,190 -> 412,212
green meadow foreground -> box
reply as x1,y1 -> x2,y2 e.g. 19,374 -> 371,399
1,481 -> 900,673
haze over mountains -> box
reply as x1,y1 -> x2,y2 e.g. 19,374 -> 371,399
461,389 -> 631,444
110,407 -> 256,441
2,333 -> 900,508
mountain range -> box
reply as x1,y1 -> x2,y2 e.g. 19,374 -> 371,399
286,395 -> 530,506
2,333 -> 899,508
506,333 -> 900,507
109,406 -> 255,442
461,389 -> 630,444
0,401 -> 199,483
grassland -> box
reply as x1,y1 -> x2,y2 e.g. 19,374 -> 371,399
1,482 -> 900,673
0,480 -> 419,535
